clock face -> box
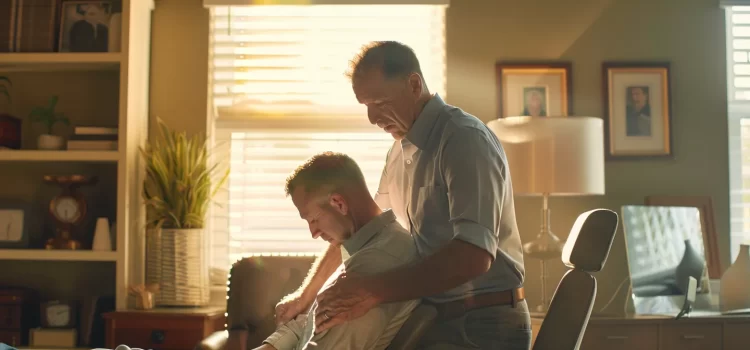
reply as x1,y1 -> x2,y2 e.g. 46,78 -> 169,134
46,304 -> 70,327
53,197 -> 81,223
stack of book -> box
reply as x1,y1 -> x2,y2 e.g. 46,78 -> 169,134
67,126 -> 118,151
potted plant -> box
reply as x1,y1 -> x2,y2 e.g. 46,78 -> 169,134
0,76 -> 21,150
29,95 -> 69,150
141,119 -> 229,306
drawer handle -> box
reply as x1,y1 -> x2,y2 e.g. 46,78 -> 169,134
605,335 -> 629,341
151,330 -> 166,344
682,334 -> 705,340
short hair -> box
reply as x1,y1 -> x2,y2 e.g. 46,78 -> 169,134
346,41 -> 424,82
285,152 -> 368,198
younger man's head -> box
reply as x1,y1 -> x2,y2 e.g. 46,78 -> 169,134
285,152 -> 376,245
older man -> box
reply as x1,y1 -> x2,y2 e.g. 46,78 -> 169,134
252,152 -> 419,350
275,41 -> 530,349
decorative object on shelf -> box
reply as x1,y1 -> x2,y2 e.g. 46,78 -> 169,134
0,199 -> 32,249
59,1 -> 113,53
487,116 -> 605,312
43,174 -> 98,250
142,119 -> 229,307
14,0 -> 57,52
645,195 -> 722,278
68,125 -> 118,151
720,244 -> 750,313
40,300 -> 77,328
495,61 -> 573,118
92,217 -> 112,251
0,287 -> 37,347
0,76 -> 21,150
29,95 -> 69,150
128,284 -> 158,310
602,62 -> 672,159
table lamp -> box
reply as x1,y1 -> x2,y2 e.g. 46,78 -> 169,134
487,116 -> 605,312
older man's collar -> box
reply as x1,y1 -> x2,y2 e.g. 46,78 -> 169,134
406,94 -> 446,150
342,210 -> 397,256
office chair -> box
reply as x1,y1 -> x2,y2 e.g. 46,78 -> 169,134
533,208 -> 619,350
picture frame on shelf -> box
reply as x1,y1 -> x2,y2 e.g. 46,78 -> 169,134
644,195 -> 722,279
495,62 -> 572,118
603,62 -> 672,159
58,0 -> 113,53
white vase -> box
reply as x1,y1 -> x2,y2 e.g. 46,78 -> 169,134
720,244 -> 750,312
147,227 -> 209,306
38,134 -> 64,150
92,218 -> 112,251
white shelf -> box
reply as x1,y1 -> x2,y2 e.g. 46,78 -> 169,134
0,53 -> 121,71
0,249 -> 117,262
0,150 -> 119,162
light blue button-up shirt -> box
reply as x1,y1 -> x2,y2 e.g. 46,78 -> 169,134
374,94 -> 526,303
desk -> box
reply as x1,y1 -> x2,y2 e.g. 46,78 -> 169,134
531,312 -> 750,350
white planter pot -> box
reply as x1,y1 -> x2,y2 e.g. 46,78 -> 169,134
145,227 -> 209,307
38,134 -> 65,150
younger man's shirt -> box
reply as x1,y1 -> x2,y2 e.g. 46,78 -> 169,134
264,210 -> 419,350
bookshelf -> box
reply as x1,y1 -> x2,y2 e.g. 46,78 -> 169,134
0,0 -> 154,313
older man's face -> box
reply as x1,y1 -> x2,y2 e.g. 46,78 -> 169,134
352,69 -> 421,140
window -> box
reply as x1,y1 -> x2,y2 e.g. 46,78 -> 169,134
726,5 -> 750,258
207,4 -> 448,268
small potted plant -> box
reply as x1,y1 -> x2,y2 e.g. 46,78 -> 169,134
29,95 -> 69,150
0,76 -> 21,150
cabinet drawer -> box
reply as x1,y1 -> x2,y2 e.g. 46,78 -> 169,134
113,328 -> 202,350
580,324 -> 658,350
725,323 -> 750,350
660,324 -> 722,350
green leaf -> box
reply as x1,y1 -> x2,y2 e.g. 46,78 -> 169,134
139,118 -> 229,229
48,95 -> 58,109
0,76 -> 12,87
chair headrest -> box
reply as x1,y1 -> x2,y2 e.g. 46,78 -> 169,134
562,209 -> 619,272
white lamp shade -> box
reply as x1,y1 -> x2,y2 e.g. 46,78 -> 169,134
487,116 -> 605,196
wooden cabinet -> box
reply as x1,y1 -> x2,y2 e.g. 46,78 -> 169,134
532,314 -> 750,350
581,324 -> 658,350
103,306 -> 225,350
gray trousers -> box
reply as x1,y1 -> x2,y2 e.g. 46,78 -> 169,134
417,300 -> 532,350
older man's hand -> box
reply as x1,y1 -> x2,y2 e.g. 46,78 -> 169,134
314,272 -> 381,333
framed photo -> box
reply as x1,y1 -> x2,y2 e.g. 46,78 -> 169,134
58,1 -> 112,53
495,62 -> 572,118
644,195 -> 722,279
603,62 -> 672,159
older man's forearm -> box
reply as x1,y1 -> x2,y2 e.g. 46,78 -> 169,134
367,240 -> 493,303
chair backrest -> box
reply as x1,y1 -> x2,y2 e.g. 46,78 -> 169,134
533,209 -> 619,350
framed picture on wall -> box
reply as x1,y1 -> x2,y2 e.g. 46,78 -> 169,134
603,62 -> 672,159
495,62 -> 572,118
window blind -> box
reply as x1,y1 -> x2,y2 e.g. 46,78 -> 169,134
726,6 -> 750,259
208,4 -> 447,267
